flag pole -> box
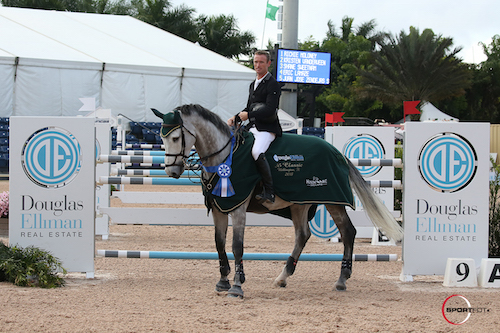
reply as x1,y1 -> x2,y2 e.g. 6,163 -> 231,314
261,1 -> 269,49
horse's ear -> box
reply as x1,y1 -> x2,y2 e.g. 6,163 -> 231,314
151,108 -> 164,120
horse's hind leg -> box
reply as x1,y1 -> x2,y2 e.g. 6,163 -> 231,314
325,205 -> 356,291
213,209 -> 231,293
274,204 -> 312,288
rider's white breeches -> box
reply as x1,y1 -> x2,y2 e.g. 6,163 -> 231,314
250,127 -> 276,160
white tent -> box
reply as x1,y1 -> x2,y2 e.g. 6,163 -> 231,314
419,101 -> 459,122
0,7 -> 255,121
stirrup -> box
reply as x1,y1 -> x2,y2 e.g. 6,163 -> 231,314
255,190 -> 275,203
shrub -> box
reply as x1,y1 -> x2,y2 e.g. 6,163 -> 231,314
0,241 -> 67,288
0,191 -> 8,217
489,159 -> 500,258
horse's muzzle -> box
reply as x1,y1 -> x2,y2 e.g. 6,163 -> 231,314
165,164 -> 184,179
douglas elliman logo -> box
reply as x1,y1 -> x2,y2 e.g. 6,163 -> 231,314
418,132 -> 477,193
21,127 -> 82,188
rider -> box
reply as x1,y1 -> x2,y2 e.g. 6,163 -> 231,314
227,50 -> 282,204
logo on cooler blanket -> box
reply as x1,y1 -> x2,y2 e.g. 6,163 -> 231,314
305,176 -> 328,187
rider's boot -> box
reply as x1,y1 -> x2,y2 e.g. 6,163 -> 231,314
254,153 -> 275,203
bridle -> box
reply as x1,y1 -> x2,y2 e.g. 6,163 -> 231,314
160,121 -> 195,167
161,113 -> 239,168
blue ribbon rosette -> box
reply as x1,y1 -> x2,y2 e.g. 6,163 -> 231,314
202,135 -> 236,197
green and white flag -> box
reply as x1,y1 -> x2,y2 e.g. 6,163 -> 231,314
266,1 -> 279,21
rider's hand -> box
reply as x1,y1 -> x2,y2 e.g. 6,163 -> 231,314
238,111 -> 249,121
227,116 -> 235,126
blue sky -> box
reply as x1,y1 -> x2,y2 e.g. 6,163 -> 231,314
172,0 -> 499,64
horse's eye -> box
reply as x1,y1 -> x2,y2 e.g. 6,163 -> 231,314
172,137 -> 179,143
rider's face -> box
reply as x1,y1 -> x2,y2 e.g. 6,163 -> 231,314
253,54 -> 271,79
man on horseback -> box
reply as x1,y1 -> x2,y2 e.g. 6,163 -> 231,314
227,50 -> 282,204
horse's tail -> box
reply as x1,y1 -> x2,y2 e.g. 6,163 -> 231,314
347,159 -> 404,241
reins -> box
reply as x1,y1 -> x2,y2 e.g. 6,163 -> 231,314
161,112 -> 243,168
198,113 -> 243,164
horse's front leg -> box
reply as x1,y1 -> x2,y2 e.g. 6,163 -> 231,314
213,208 -> 231,293
274,204 -> 311,288
227,205 -> 248,298
326,205 -> 356,291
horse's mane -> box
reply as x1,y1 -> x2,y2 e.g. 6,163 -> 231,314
175,104 -> 231,137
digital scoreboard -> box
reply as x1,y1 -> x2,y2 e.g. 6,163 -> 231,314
276,49 -> 331,85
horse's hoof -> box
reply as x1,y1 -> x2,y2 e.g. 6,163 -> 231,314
227,285 -> 244,298
334,282 -> 347,291
273,279 -> 287,288
215,280 -> 231,292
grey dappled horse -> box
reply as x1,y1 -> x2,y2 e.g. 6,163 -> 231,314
152,104 -> 403,298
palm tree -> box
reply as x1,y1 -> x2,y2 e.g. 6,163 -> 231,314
131,0 -> 198,42
197,14 -> 255,59
358,27 -> 472,106
162,4 -> 199,42
326,16 -> 381,42
476,35 -> 500,121
312,17 -> 385,122
326,16 -> 354,42
63,0 -> 134,14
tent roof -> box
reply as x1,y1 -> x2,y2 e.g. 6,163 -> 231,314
0,49 -> 15,65
419,101 -> 459,122
0,7 -> 255,78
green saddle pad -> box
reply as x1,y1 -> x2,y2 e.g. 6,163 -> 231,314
203,131 -> 354,215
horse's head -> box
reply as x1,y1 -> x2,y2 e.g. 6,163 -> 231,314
151,108 -> 195,178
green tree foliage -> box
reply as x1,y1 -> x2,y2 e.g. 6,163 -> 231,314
358,27 -> 472,115
414,35 -> 500,123
197,14 -> 255,59
326,16 -> 380,42
161,4 -> 199,42
305,17 -> 391,122
131,0 -> 198,42
318,34 -> 374,113
461,35 -> 500,122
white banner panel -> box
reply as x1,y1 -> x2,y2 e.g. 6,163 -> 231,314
402,122 -> 489,276
321,126 -> 396,238
332,126 -> 395,209
9,117 -> 95,274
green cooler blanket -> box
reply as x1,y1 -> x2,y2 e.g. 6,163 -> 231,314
203,132 -> 355,215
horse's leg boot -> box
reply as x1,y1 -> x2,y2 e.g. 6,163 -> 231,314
254,153 -> 275,203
